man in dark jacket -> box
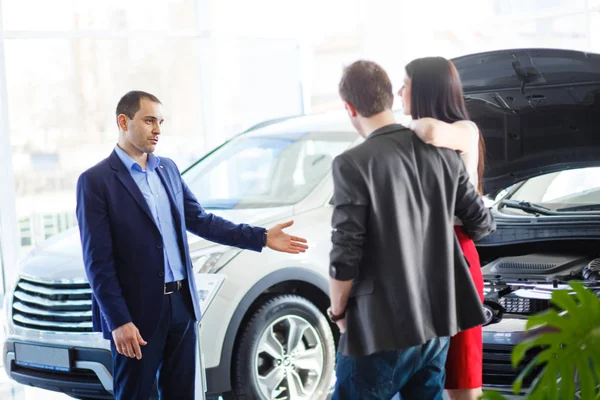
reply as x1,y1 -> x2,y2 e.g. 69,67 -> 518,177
76,91 -> 309,399
327,61 -> 495,399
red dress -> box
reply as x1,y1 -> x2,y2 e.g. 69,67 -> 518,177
445,226 -> 484,389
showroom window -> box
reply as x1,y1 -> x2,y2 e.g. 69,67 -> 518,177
1,0 -> 209,260
5,36 -> 204,255
1,0 -> 600,294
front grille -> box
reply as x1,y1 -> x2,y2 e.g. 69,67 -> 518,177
10,363 -> 113,399
497,297 -> 550,315
483,343 -> 542,387
12,363 -> 99,383
12,277 -> 93,332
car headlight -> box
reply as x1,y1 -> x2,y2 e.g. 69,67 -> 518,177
192,247 -> 242,274
191,247 -> 240,317
195,273 -> 226,318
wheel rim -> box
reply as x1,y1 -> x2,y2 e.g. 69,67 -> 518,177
254,315 -> 324,400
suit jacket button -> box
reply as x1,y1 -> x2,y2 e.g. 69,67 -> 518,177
157,244 -> 163,249
158,271 -> 164,278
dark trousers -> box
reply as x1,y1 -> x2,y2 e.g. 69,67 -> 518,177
111,285 -> 197,400
333,337 -> 450,400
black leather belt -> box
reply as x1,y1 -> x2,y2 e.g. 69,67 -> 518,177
164,279 -> 186,295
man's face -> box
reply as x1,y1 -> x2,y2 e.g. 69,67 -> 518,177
120,98 -> 164,155
398,74 -> 411,116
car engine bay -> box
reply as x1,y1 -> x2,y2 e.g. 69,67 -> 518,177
481,250 -> 600,326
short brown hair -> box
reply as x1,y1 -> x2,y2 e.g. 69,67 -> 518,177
116,91 -> 162,125
339,60 -> 393,117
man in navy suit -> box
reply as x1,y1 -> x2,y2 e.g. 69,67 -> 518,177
76,91 -> 308,399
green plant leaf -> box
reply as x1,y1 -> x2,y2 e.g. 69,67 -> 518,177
511,282 -> 600,400
526,309 -> 568,331
513,352 -> 544,394
544,362 -> 559,400
576,354 -> 595,400
551,290 -> 582,318
527,370 -> 547,400
558,361 -> 576,400
512,338 -> 536,367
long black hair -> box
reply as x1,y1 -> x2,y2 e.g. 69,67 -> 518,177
405,57 -> 486,193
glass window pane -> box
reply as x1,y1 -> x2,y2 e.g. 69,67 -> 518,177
457,12 -> 591,55
489,0 -> 588,16
591,11 -> 600,50
2,0 -> 74,31
73,0 -> 197,31
6,38 -> 203,253
2,0 -> 197,31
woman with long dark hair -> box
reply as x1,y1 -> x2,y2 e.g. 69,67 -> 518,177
399,56 -> 485,400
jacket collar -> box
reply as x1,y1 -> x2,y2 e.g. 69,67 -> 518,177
108,150 -> 157,228
366,123 -> 409,140
112,145 -> 160,172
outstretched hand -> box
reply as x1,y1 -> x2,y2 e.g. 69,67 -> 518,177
266,221 -> 309,254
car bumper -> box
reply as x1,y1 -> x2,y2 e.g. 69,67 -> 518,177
482,317 -> 535,394
3,338 -> 113,399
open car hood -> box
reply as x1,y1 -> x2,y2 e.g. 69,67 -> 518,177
451,49 -> 600,195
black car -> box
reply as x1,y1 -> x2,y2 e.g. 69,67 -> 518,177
455,48 -> 600,394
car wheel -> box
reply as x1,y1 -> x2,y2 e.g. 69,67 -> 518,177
225,294 -> 335,400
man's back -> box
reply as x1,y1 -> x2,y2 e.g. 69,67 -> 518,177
330,124 -> 495,356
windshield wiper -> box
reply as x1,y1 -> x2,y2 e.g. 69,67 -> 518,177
556,204 -> 600,212
500,199 -> 553,216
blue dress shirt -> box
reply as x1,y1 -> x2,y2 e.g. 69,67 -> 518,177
114,145 -> 186,283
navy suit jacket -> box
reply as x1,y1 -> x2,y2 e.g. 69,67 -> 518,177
76,150 -> 266,340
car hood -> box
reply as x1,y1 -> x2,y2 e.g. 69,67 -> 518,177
16,207 -> 291,283
451,48 -> 600,194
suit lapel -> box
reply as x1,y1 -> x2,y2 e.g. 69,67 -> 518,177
156,163 -> 188,262
156,163 -> 176,201
115,169 -> 158,227
110,151 -> 158,228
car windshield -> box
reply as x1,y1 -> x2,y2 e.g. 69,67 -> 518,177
506,167 -> 600,212
182,131 -> 357,209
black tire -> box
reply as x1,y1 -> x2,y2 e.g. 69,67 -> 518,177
224,295 -> 335,400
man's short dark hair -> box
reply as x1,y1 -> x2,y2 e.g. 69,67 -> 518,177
116,91 -> 162,124
338,60 -> 393,118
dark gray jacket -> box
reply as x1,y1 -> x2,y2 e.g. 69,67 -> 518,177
330,124 -> 496,357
